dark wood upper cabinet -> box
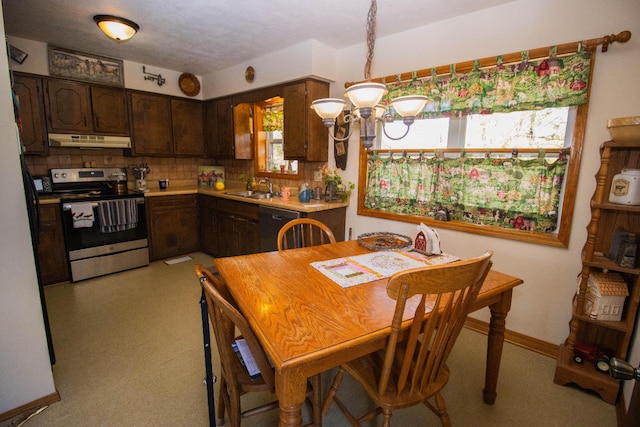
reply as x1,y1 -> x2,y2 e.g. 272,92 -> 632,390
45,79 -> 91,133
204,99 -> 218,158
215,96 -> 235,158
171,98 -> 205,156
44,78 -> 129,136
128,91 -> 173,156
13,73 -> 48,155
90,86 -> 129,135
283,79 -> 329,161
233,103 -> 254,160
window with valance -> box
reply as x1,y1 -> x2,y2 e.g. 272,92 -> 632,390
356,39 -> 612,247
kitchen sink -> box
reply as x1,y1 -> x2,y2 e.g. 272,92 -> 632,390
224,190 -> 280,199
224,190 -> 255,197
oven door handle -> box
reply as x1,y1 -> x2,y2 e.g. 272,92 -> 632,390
62,199 -> 145,211
63,202 -> 98,211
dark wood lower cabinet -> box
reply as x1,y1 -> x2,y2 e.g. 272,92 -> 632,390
199,195 -> 217,256
146,194 -> 346,261
147,195 -> 199,261
37,204 -> 69,285
215,198 -> 260,257
308,208 -> 346,242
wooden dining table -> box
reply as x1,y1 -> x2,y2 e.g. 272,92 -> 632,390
214,240 -> 523,427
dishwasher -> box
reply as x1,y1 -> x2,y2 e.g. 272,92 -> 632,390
259,206 -> 304,252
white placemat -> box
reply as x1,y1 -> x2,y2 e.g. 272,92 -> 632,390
311,251 -> 460,288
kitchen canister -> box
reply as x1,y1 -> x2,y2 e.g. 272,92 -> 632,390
609,169 -> 640,205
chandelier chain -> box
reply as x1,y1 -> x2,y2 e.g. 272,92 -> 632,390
364,0 -> 377,80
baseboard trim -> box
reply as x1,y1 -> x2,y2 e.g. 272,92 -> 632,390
0,391 -> 60,423
464,317 -> 559,359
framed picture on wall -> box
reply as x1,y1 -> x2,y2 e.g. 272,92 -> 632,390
48,45 -> 125,87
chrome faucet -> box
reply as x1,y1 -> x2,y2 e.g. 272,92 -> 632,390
258,178 -> 273,194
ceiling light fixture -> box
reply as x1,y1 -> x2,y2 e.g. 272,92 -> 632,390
311,0 -> 427,150
93,14 -> 139,42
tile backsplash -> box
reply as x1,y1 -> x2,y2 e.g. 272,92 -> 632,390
25,148 -> 326,191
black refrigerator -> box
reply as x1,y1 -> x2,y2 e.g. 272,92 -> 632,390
12,72 -> 56,365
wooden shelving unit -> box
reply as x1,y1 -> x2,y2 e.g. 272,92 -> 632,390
554,140 -> 640,404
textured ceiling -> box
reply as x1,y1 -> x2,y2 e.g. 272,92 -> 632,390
2,0 -> 514,76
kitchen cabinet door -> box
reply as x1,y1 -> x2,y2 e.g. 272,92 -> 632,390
147,195 -> 199,260
215,198 -> 259,257
172,98 -> 205,156
283,79 -> 329,161
129,91 -> 173,156
233,103 -> 254,159
203,99 -> 218,158
45,79 -> 91,133
234,215 -> 260,255
199,195 -> 217,256
90,86 -> 129,135
13,73 -> 48,155
216,96 -> 234,158
37,204 -> 69,285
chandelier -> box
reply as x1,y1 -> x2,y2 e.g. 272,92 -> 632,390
311,0 -> 427,150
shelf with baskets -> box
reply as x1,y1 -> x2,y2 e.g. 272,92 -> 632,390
554,140 -> 640,405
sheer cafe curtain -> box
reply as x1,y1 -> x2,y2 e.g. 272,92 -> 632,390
364,152 -> 568,233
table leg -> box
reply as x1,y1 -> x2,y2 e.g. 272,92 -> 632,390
483,289 -> 512,405
277,370 -> 308,427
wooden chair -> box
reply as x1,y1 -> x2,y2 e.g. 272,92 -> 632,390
277,218 -> 336,251
195,265 -> 321,426
321,251 -> 494,427
276,218 -> 334,424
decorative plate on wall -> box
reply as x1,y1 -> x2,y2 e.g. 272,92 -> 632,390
179,73 -> 201,97
245,66 -> 255,83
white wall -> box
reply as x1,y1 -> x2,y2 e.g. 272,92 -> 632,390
201,39 -> 337,99
7,36 -> 203,100
0,13 -> 57,415
333,0 -> 640,407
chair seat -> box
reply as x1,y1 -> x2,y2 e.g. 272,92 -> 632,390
343,349 -> 450,409
229,337 -> 274,391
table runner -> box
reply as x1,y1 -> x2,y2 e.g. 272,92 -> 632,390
311,250 -> 460,288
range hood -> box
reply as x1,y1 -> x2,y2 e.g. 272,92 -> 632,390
48,133 -> 131,149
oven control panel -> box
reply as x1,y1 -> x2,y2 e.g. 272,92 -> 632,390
51,168 -> 128,183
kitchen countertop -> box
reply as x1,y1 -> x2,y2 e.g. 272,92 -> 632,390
38,185 -> 349,213
146,185 -> 349,213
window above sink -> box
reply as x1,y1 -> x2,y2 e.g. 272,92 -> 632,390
235,96 -> 300,179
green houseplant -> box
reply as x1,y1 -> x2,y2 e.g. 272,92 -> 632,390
320,165 -> 354,202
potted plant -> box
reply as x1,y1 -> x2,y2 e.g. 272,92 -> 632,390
319,165 -> 354,202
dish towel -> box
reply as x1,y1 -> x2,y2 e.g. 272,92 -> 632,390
71,202 -> 95,228
97,199 -> 138,233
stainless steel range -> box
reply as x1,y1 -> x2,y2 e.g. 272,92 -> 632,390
51,167 -> 149,282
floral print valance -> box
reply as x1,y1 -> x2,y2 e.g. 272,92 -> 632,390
382,49 -> 591,118
263,107 -> 283,132
364,153 -> 568,233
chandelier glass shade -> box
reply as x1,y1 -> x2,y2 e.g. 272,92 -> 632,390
344,82 -> 387,111
93,15 -> 140,42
